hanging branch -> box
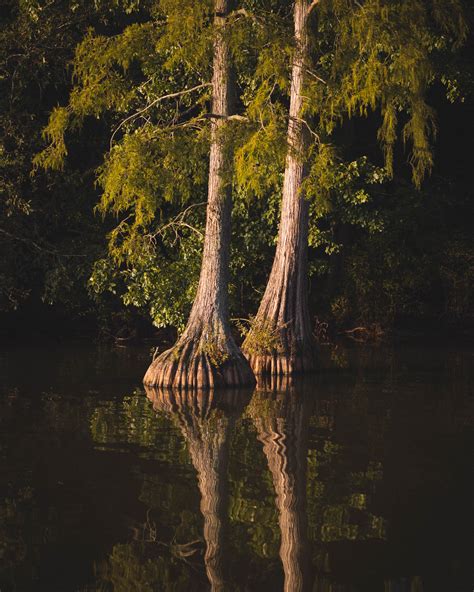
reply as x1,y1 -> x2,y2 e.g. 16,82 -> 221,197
290,115 -> 320,142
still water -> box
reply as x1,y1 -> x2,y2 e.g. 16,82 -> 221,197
0,342 -> 472,592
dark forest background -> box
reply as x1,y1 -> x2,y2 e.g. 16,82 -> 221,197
1,0 -> 473,343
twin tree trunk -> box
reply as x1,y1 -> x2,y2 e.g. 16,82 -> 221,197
144,0 -> 254,389
243,0 -> 315,376
145,0 -> 316,388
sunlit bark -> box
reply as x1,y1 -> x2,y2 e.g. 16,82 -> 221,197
243,0 -> 316,376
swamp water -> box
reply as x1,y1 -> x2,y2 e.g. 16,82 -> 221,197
0,342 -> 472,591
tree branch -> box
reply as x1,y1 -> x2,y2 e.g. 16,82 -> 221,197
228,8 -> 261,25
202,113 -> 249,121
110,82 -> 212,149
147,202 -> 207,247
290,116 -> 320,142
305,67 -> 327,85
308,0 -> 320,15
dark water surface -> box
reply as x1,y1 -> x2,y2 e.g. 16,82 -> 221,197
0,342 -> 472,592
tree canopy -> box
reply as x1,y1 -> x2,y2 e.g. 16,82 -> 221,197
1,0 -> 472,338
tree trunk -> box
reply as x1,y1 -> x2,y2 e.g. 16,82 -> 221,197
250,387 -> 311,592
144,0 -> 255,389
146,387 -> 251,591
243,0 -> 315,376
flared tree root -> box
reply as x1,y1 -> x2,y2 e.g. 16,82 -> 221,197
144,337 -> 255,389
245,350 -> 315,377
242,316 -> 316,377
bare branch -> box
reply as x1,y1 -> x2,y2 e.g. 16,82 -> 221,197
110,82 -> 212,149
147,201 -> 207,247
229,8 -> 262,25
227,114 -> 249,122
290,116 -> 320,142
308,0 -> 320,15
305,67 -> 327,85
202,113 -> 249,122
147,118 -> 207,137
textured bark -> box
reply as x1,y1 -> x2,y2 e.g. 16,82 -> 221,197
243,0 -> 315,376
146,387 -> 251,591
250,387 -> 311,592
144,0 -> 255,389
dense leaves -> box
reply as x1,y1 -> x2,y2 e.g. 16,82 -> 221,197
1,0 -> 473,335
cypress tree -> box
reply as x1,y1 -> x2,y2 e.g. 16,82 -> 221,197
241,0 -> 467,376
35,0 -> 256,389
34,0 -> 467,383
144,0 -> 255,388
243,0 -> 315,376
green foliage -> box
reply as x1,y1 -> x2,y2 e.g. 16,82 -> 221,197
232,5 -> 291,202
306,149 -> 389,255
200,333 -> 230,367
330,295 -> 351,326
0,0 -> 127,314
234,116 -> 286,199
321,179 -> 474,326
89,225 -> 203,330
236,316 -> 282,355
97,128 -> 208,232
156,0 -> 213,73
72,23 -> 156,112
7,0 -> 471,335
31,1 -> 217,329
35,106 -> 70,171
310,0 -> 468,187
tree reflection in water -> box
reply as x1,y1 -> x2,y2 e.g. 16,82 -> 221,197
1,346 -> 471,591
92,380 -> 388,591
249,377 -> 311,592
146,386 -> 252,592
